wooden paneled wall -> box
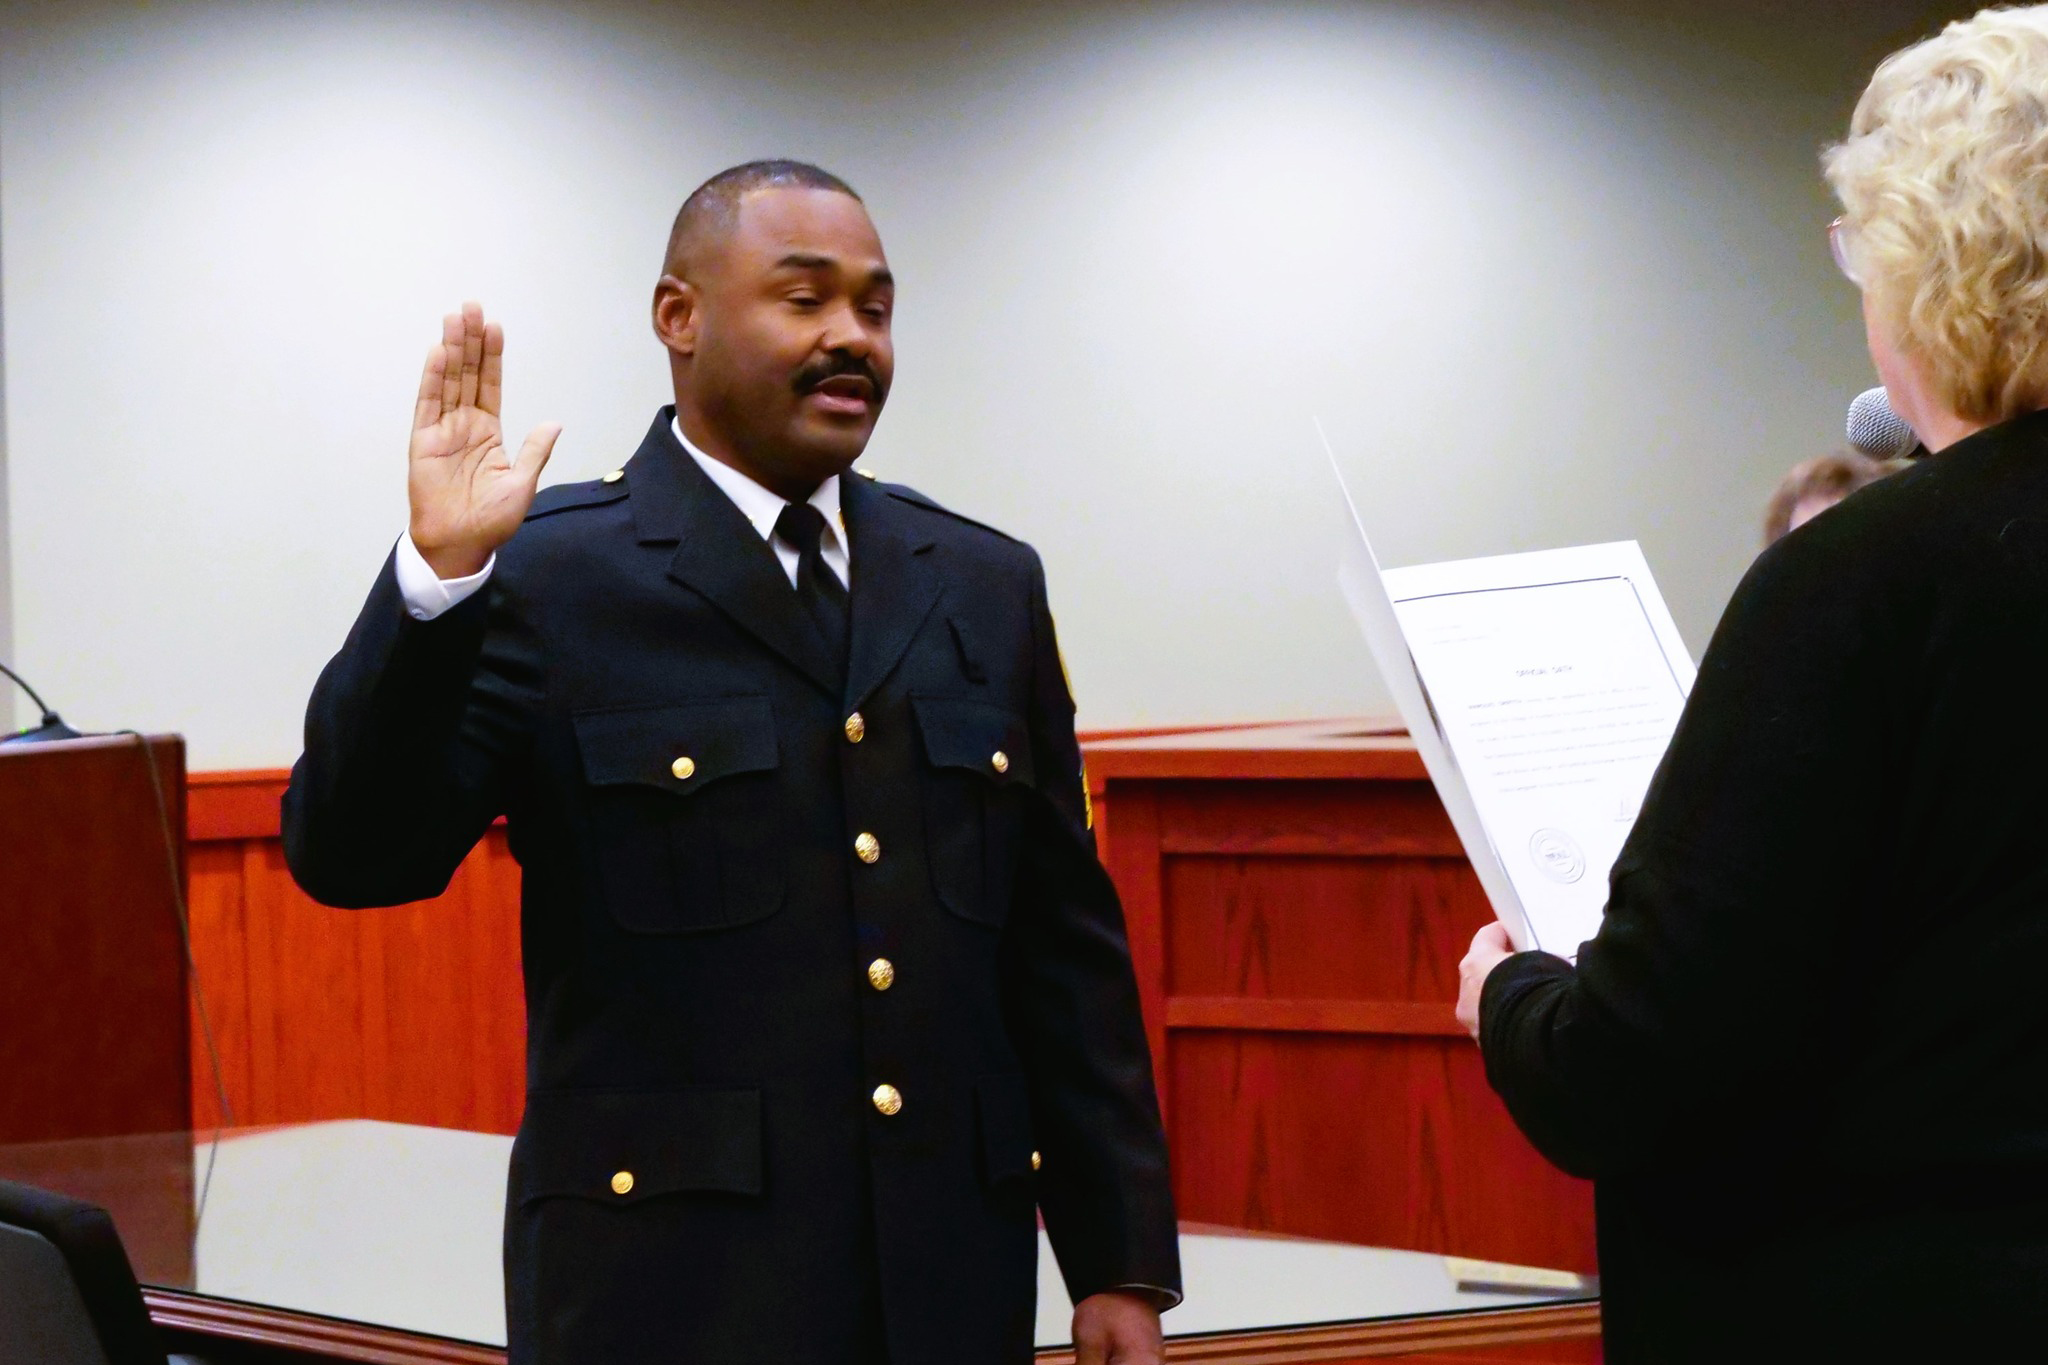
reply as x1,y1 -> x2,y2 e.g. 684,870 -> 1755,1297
186,773 -> 526,1135
1089,724 -> 1598,1276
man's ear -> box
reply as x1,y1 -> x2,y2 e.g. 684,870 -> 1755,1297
653,274 -> 699,357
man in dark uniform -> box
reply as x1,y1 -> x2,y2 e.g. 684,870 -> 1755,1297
282,160 -> 1181,1364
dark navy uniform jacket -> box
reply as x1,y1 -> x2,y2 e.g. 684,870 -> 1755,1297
282,410 -> 1181,1364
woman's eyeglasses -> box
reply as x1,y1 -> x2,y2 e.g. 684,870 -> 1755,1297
1830,217 -> 1864,286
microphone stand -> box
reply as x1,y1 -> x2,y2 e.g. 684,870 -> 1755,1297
0,659 -> 82,744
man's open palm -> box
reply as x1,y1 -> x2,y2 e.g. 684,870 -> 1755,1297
408,302 -> 562,579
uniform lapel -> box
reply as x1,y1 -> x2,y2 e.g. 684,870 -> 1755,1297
840,472 -> 945,710
622,413 -> 841,697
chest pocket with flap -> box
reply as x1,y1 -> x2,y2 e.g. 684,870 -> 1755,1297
912,694 -> 1036,928
572,696 -> 784,933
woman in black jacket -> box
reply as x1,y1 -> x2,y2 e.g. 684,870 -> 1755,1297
1457,8 -> 2048,1359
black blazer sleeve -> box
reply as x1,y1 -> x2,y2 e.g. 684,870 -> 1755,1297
1000,553 -> 1183,1304
1479,524 -> 1905,1179
282,552 -> 542,909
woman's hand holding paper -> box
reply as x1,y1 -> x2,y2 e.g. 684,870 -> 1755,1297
1456,922 -> 1516,1040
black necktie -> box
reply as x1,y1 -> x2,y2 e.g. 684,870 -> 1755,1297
774,502 -> 850,677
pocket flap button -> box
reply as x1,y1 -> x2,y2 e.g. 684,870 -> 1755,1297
610,1170 -> 635,1195
991,750 -> 1010,774
671,756 -> 696,781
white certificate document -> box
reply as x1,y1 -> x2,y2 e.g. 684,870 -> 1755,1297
1329,453 -> 1694,957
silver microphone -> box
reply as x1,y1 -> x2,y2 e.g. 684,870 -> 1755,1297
1847,386 -> 1920,460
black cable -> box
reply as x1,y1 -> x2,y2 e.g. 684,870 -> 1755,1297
0,658 -> 63,728
115,730 -> 235,1235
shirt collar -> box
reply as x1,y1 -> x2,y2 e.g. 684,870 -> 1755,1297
672,415 -> 845,556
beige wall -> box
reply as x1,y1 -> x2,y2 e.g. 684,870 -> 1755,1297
0,0 -> 1975,766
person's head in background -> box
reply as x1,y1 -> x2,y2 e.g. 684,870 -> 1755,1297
1762,450 -> 1909,545
1826,7 -> 2048,452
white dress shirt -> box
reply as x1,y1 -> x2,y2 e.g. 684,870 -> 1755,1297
395,418 -> 848,621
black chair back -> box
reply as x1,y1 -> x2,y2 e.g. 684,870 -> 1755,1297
0,1180 -> 166,1365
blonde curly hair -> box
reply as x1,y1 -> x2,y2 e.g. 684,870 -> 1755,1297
1825,6 -> 2048,424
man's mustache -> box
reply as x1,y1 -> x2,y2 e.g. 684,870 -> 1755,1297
792,353 -> 887,403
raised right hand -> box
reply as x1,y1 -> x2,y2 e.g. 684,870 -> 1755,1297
408,302 -> 562,579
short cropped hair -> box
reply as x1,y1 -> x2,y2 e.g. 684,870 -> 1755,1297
663,160 -> 861,276
1824,6 -> 2048,424
1762,450 -> 1908,546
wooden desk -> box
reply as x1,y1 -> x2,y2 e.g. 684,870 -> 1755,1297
0,734 -> 195,1287
1088,721 -> 1596,1276
0,734 -> 191,1144
0,1123 -> 1598,1364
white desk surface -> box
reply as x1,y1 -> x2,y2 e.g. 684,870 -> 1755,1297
186,1120 -> 1586,1348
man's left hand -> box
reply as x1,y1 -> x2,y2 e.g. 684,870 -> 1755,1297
1455,922 -> 1517,1041
1072,1290 -> 1164,1365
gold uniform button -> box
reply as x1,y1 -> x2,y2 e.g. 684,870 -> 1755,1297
855,832 -> 881,864
610,1170 -> 635,1195
872,1084 -> 903,1116
991,750 -> 1010,775
867,958 -> 896,992
671,756 -> 696,781
844,712 -> 866,744
601,469 -> 625,484
1031,1151 -> 1043,1172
